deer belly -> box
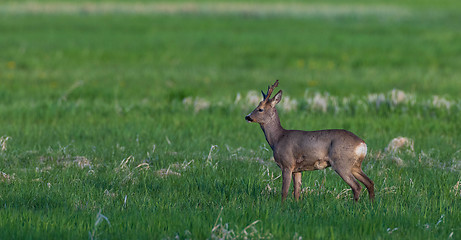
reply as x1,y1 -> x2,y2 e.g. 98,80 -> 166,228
294,156 -> 330,172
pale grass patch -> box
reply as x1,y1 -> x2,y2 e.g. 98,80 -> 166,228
300,186 -> 315,196
0,171 -> 14,183
193,97 -> 211,113
74,199 -> 97,211
418,150 -> 435,165
115,155 -> 147,184
183,96 -> 211,113
155,168 -> 181,178
451,150 -> 461,171
306,92 -> 329,112
383,137 -> 414,166
366,89 -> 416,109
245,90 -> 262,107
368,137 -> 415,166
35,166 -> 52,173
367,93 -> 386,108
389,156 -> 405,166
417,149 -> 459,171
303,184 -> 359,200
104,189 -> 117,198
381,186 -> 398,194
37,154 -> 95,171
155,160 -> 194,178
390,89 -> 411,106
260,165 -> 280,195
74,156 -> 92,169
431,95 -> 453,110
1,2 -> 412,19
385,137 -> 414,154
186,89 -> 457,115
279,95 -> 298,112
263,184 -> 277,195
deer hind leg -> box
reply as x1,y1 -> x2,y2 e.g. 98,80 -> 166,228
292,172 -> 302,201
352,169 -> 375,200
281,168 -> 293,202
335,169 -> 362,201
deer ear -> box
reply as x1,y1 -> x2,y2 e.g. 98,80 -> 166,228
271,90 -> 282,106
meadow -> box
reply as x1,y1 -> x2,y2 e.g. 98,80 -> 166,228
1,1 -> 461,239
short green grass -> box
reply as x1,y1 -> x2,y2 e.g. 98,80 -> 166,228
1,1 -> 460,239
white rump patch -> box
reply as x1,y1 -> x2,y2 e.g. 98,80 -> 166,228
355,142 -> 367,158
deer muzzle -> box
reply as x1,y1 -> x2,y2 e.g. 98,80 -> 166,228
245,115 -> 253,123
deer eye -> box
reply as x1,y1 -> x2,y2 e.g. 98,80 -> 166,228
258,109 -> 264,112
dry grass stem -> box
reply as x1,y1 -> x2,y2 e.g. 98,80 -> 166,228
336,188 -> 351,199
210,207 -> 272,240
0,136 -> 11,152
451,181 -> 461,197
118,155 -> 134,170
136,162 -> 150,170
89,209 -> 111,240
59,80 -> 84,103
206,145 -> 219,166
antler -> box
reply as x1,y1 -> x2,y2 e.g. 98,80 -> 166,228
263,80 -> 279,101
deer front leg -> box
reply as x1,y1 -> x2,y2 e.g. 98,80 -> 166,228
292,172 -> 302,200
281,168 -> 292,202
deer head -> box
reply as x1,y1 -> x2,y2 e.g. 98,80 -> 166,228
245,80 -> 282,124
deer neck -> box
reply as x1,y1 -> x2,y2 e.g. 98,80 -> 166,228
260,109 -> 285,149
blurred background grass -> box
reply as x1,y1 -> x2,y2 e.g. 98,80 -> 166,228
1,1 -> 460,239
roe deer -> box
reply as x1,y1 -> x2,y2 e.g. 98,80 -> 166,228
245,80 -> 374,202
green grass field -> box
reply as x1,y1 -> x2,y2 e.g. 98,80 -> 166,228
1,1 -> 461,239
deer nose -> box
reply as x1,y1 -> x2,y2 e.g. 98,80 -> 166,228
245,115 -> 253,122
